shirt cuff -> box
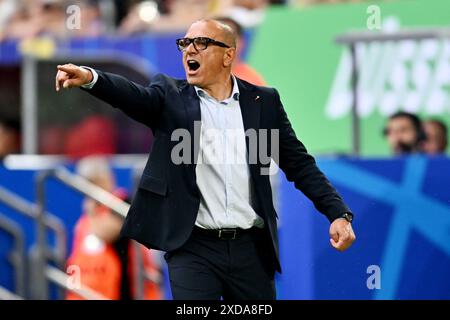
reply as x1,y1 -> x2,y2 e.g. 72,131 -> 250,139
80,66 -> 98,89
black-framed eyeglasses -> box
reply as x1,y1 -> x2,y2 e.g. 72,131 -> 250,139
176,37 -> 231,52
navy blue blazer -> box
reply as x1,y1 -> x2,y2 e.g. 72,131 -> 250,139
84,71 -> 352,272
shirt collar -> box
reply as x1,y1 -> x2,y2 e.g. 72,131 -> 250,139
194,75 -> 240,102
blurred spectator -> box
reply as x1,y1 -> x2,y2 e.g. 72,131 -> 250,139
222,0 -> 268,29
422,119 -> 448,155
119,0 -> 219,34
68,0 -> 106,38
39,125 -> 66,154
64,115 -> 117,159
0,0 -> 108,41
114,0 -> 139,26
0,118 -> 21,159
1,0 -> 66,41
216,16 -> 266,86
66,156 -> 162,300
0,0 -> 18,35
66,156 -> 122,299
383,111 -> 425,155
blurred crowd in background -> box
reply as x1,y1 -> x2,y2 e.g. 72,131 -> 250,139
0,0 -> 280,40
0,0 -> 376,41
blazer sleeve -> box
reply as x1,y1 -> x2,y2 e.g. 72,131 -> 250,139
273,88 -> 352,223
82,70 -> 166,128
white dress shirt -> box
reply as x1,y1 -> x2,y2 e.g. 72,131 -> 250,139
194,77 -> 264,230
82,69 -> 264,230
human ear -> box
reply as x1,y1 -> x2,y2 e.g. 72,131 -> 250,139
223,48 -> 236,67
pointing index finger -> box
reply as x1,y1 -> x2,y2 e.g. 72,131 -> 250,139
57,64 -> 76,74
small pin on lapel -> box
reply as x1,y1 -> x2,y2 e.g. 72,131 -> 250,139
255,95 -> 260,101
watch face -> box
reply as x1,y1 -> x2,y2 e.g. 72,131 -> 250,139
343,213 -> 353,222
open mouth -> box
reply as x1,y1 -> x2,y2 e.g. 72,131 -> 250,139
187,59 -> 201,71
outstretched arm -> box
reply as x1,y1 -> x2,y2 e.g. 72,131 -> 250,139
273,89 -> 356,251
55,64 -> 93,91
55,64 -> 164,128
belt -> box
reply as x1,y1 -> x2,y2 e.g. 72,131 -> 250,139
192,226 -> 256,240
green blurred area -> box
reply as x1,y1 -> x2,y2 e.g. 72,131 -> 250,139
248,0 -> 450,156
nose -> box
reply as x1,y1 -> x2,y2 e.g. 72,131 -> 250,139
185,42 -> 198,54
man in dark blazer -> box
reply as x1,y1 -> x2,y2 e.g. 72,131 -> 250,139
56,19 -> 355,300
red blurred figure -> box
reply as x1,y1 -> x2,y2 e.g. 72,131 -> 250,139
64,115 -> 117,159
66,156 -> 162,300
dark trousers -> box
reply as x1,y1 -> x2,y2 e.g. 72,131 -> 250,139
164,227 -> 276,300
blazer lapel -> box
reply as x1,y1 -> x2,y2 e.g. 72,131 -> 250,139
236,78 -> 266,219
237,78 -> 261,168
237,78 -> 261,134
180,82 -> 201,167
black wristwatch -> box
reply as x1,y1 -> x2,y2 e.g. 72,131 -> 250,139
340,212 -> 353,223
